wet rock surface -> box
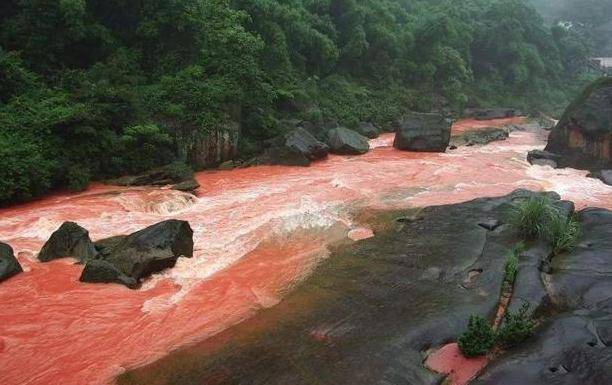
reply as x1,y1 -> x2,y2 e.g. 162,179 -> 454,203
118,190 -> 566,385
326,127 -> 370,155
0,242 -> 22,282
393,111 -> 452,152
38,221 -> 97,262
544,78 -> 612,171
80,220 -> 194,288
264,128 -> 330,166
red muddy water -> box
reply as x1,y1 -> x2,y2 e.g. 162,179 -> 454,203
0,119 -> 610,385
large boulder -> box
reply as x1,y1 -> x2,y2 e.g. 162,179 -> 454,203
265,128 -> 329,166
0,242 -> 22,282
544,77 -> 612,170
450,127 -> 509,147
80,220 -> 193,288
354,122 -> 380,139
326,127 -> 370,155
38,222 -> 97,262
393,112 -> 452,152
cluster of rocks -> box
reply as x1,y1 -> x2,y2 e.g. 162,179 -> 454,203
528,78 -> 612,186
0,219 -> 194,288
261,119 -> 381,166
261,112 -> 458,166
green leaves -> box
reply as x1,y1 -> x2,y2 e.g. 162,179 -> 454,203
458,315 -> 497,358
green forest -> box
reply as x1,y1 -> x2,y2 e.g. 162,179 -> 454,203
0,0 -> 601,205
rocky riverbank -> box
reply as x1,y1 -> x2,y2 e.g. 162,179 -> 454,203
117,190 -> 612,385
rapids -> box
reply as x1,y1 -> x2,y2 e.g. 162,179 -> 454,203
0,119 -> 610,385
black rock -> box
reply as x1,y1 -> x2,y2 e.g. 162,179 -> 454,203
38,222 -> 97,262
326,127 -> 370,155
265,128 -> 329,166
588,169 -> 612,186
80,220 -> 194,288
527,149 -> 561,168
0,242 -> 22,282
393,111 -> 452,152
354,122 -> 380,139
80,259 -> 137,288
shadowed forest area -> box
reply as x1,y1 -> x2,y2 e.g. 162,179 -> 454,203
0,0 -> 605,204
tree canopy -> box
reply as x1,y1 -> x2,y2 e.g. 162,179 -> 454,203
0,0 -> 597,204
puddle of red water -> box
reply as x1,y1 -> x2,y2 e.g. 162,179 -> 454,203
0,119 -> 610,385
425,343 -> 488,385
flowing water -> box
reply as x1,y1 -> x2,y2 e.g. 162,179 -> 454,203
0,119 -> 610,385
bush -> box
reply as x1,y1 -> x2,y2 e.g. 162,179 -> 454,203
509,196 -> 556,239
496,302 -> 535,349
458,315 -> 496,357
545,215 -> 581,255
510,195 -> 581,255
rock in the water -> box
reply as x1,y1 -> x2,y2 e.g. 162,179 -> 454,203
527,149 -> 560,168
588,169 -> 612,186
80,220 -> 193,287
464,108 -> 522,120
545,78 -> 612,171
38,222 -> 97,262
109,162 -> 194,189
354,122 -> 380,139
171,179 -> 200,192
451,127 -> 509,147
393,112 -> 452,152
265,128 -> 329,166
0,242 -> 22,282
80,260 -> 137,288
326,127 -> 370,155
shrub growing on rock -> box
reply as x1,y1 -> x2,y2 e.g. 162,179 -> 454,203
458,315 -> 496,357
509,196 -> 556,239
497,303 -> 535,348
545,215 -> 580,255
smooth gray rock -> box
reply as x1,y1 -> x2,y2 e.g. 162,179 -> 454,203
326,127 -> 370,155
393,112 -> 452,152
265,128 -> 329,166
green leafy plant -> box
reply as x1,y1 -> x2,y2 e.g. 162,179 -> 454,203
545,215 -> 581,255
504,243 -> 524,285
458,315 -> 496,357
509,196 -> 557,239
496,302 -> 535,348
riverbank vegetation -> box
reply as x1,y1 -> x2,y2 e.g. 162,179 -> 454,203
0,0 -> 599,204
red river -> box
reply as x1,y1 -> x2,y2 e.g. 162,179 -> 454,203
0,119 -> 610,385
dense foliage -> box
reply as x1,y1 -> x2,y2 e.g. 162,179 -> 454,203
458,314 -> 497,357
0,0 -> 597,204
497,302 -> 536,348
